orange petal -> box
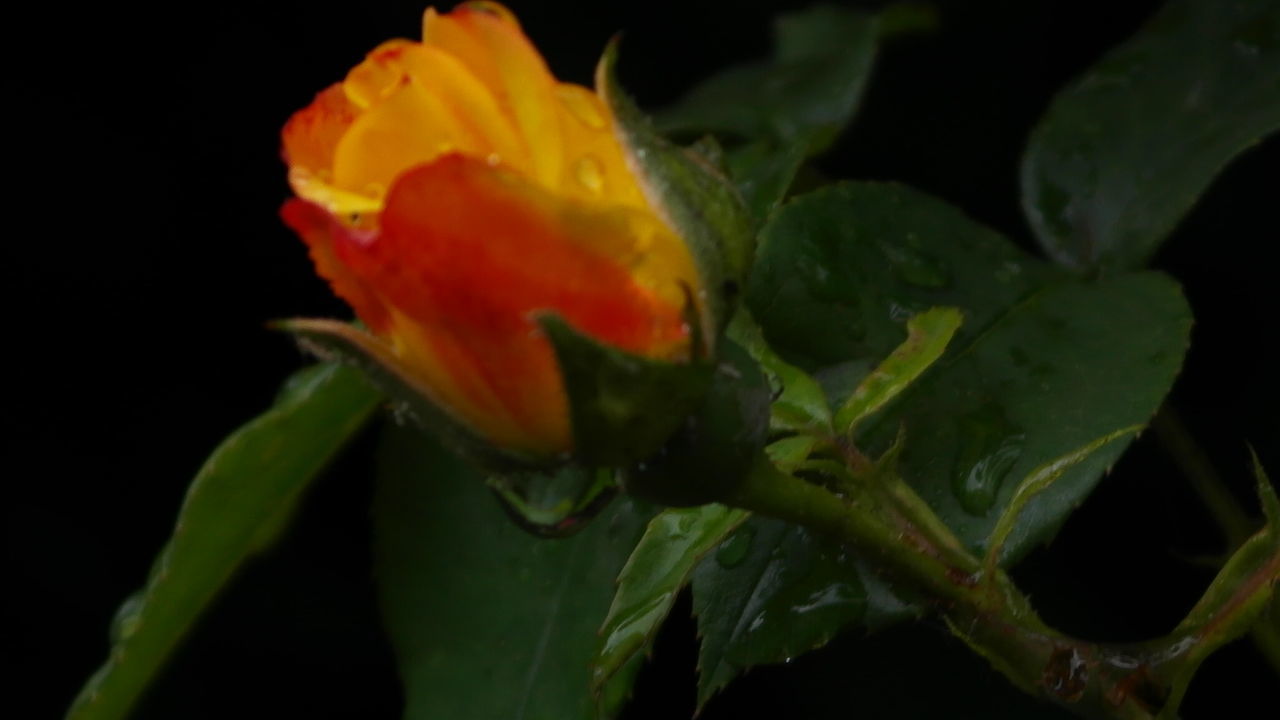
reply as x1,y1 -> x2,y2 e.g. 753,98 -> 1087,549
331,75 -> 479,198
280,198 -> 390,334
282,83 -> 358,176
423,3 -> 564,185
334,153 -> 691,453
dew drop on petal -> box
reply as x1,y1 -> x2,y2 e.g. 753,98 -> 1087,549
575,156 -> 604,194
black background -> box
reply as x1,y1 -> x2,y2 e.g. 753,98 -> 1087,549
10,0 -> 1276,718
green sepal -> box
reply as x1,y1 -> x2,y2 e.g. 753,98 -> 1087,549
487,464 -> 618,539
538,313 -> 714,468
274,318 -> 541,472
597,41 -> 754,342
621,341 -> 771,507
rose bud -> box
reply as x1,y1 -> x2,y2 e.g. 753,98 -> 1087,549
278,2 -> 750,469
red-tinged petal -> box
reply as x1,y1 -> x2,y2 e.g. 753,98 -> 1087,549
281,83 -> 358,175
334,153 -> 691,453
280,198 -> 390,334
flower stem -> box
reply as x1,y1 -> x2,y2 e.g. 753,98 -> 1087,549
1150,406 -> 1280,678
723,454 -> 1280,719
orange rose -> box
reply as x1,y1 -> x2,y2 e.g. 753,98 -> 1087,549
280,2 -> 705,457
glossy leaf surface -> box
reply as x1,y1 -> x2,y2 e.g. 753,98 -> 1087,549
68,364 -> 382,720
1021,0 -> 1280,269
692,182 -> 1192,689
692,516 -> 868,708
750,182 -> 1191,557
374,424 -> 651,720
657,6 -> 880,154
591,505 -> 749,693
539,313 -> 713,467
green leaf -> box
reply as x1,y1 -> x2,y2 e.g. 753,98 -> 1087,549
657,6 -> 880,154
982,427 -> 1141,569
487,464 -> 618,538
691,516 -> 867,709
698,182 -> 1191,693
539,313 -> 713,467
1021,0 -> 1280,270
1153,455 -> 1280,718
861,273 -> 1191,559
723,140 -> 808,221
728,310 -> 832,435
277,318 -> 535,470
751,182 -> 1191,560
748,182 -> 1059,369
67,363 -> 382,720
620,340 -> 770,506
599,44 -> 753,334
834,306 -> 962,433
374,423 -> 651,720
591,505 -> 749,694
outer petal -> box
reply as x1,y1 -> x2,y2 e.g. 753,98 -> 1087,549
281,83 -> 357,174
281,198 -> 390,334
332,153 -> 691,453
422,3 -> 564,186
281,84 -> 382,216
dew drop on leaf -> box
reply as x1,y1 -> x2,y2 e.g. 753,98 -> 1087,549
715,523 -> 756,569
950,403 -> 1025,515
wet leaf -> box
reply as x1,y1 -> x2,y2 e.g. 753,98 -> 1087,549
67,363 -> 382,720
1151,455 -> 1280,718
834,306 -> 962,434
701,182 -> 1192,691
691,516 -> 867,709
748,182 -> 1059,369
1021,0 -> 1280,270
620,341 -> 770,506
591,505 -> 749,694
373,424 -> 651,720
657,6 -> 880,154
723,140 -> 808,221
861,273 -> 1191,559
728,311 -> 832,435
751,182 -> 1191,560
539,313 -> 714,467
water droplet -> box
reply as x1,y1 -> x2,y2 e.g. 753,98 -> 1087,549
715,524 -> 756,569
110,593 -> 145,644
994,260 -> 1024,284
486,152 -> 502,166
789,582 -> 860,615
488,470 -> 618,539
574,156 -> 604,194
879,239 -> 950,288
1234,39 -> 1260,57
601,593 -> 672,657
951,404 -> 1025,514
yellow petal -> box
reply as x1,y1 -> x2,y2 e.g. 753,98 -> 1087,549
332,77 -> 478,198
423,3 -> 564,186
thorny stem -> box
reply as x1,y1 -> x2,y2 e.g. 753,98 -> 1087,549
1150,406 -> 1280,678
723,456 -> 1280,720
